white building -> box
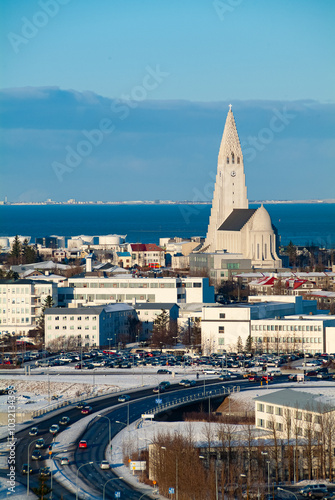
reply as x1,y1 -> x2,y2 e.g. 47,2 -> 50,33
199,296 -> 335,355
204,106 -> 282,269
254,388 -> 335,438
134,303 -> 180,339
0,279 -> 58,337
45,303 -> 135,348
58,276 -> 215,307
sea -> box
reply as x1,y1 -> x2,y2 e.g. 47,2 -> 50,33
0,203 -> 334,248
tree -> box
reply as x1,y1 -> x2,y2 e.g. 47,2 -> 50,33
8,235 -> 22,265
36,295 -> 54,342
285,241 -> 297,267
151,309 -> 177,348
22,238 -> 37,264
244,333 -> 253,353
236,336 -> 243,353
32,475 -> 51,499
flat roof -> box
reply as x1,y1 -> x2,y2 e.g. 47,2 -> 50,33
254,388 -> 335,413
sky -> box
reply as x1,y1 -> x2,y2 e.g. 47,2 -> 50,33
0,0 -> 334,202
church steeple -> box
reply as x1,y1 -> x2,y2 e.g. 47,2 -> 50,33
205,106 -> 248,251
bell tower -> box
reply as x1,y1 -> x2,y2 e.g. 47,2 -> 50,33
205,106 -> 248,251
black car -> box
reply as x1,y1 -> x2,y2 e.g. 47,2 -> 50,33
31,450 -> 42,460
76,401 -> 87,409
21,464 -> 33,474
39,466 -> 51,477
59,415 -> 70,426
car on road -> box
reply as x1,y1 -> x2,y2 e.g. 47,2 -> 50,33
300,484 -> 328,498
60,457 -> 69,465
59,415 -> 70,426
153,385 -> 166,393
29,427 -> 38,436
31,450 -> 42,460
100,460 -> 110,469
248,375 -> 262,382
159,381 -> 171,389
78,440 -> 87,449
39,466 -> 51,477
35,438 -> 45,449
21,464 -> 33,474
118,394 -> 131,402
81,405 -> 92,415
49,424 -> 60,435
157,369 -> 172,374
76,401 -> 87,409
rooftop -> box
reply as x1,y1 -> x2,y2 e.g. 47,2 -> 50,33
254,388 -> 335,413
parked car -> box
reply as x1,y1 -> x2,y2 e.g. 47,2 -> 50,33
49,424 -> 60,435
299,484 -> 328,498
78,440 -> 87,449
31,450 -> 42,460
100,460 -> 110,469
29,427 -> 38,436
59,416 -> 70,426
81,406 -> 92,415
21,463 -> 33,474
157,369 -> 172,374
118,394 -> 131,402
35,438 -> 45,449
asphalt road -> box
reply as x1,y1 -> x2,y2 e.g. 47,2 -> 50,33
3,374 -> 300,499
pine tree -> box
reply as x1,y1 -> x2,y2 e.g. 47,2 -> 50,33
9,235 -> 22,265
22,238 -> 37,264
245,333 -> 253,353
36,295 -> 55,342
236,336 -> 243,353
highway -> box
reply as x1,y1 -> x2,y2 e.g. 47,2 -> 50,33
5,375 -> 291,499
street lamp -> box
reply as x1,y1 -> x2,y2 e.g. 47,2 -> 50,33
102,476 -> 123,500
97,414 -> 112,447
76,461 -> 93,500
49,449 -> 68,500
266,461 -> 270,496
27,438 -> 39,496
277,487 -> 298,499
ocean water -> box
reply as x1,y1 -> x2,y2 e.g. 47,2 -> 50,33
0,203 -> 334,248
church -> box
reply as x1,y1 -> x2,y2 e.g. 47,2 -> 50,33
200,106 -> 282,270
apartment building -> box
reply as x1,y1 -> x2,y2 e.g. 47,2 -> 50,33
45,303 -> 135,347
0,279 -> 58,337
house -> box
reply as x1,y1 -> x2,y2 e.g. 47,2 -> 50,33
130,243 -> 165,268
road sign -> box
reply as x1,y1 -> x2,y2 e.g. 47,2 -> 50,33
115,492 -> 121,498
155,398 -> 162,404
169,487 -> 175,494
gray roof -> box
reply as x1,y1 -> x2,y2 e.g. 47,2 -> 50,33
254,389 -> 335,413
45,304 -> 133,315
134,303 -> 179,311
218,209 -> 256,231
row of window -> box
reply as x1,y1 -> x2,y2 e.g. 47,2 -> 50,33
252,336 -> 322,344
51,325 -> 97,330
0,317 -> 30,324
257,404 -> 322,424
252,324 -> 322,332
70,281 -> 202,289
50,315 -> 97,321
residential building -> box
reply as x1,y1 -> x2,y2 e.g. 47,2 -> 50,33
0,279 -> 58,337
189,251 -> 252,283
58,276 -> 215,307
129,243 -> 165,268
134,303 -> 179,339
45,303 -> 136,348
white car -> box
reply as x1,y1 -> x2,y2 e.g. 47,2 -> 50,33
60,457 -> 69,465
100,460 -> 110,470
49,424 -> 60,435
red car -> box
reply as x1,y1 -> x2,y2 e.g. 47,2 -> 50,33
78,440 -> 87,449
262,375 -> 273,382
248,375 -> 262,382
81,406 -> 92,415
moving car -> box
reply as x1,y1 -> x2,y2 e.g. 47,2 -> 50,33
81,405 -> 92,415
59,415 -> 70,426
76,401 -> 87,409
21,464 -> 33,474
29,427 -> 38,436
49,424 -> 60,435
153,385 -> 166,393
78,440 -> 87,449
35,438 -> 45,449
100,460 -> 110,469
118,394 -> 131,402
60,457 -> 69,465
39,466 -> 51,477
157,369 -> 172,374
31,450 -> 42,460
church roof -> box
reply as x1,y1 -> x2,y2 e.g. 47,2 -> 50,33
218,209 -> 257,231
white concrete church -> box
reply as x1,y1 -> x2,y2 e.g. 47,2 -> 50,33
203,106 -> 282,270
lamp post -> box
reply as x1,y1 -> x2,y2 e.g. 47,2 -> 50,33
261,452 -> 269,494
27,438 -> 39,496
97,414 -> 111,447
277,487 -> 298,499
267,461 -> 270,496
76,461 -> 93,500
102,476 -> 123,500
49,449 -> 68,500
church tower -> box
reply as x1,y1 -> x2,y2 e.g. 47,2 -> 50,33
205,105 -> 248,251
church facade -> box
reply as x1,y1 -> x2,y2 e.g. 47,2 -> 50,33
203,106 -> 282,270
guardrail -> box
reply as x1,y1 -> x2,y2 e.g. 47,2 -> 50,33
143,385 -> 240,418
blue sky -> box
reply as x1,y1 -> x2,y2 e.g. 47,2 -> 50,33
0,0 -> 334,202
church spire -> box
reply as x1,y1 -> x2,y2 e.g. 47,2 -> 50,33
218,105 -> 243,161
204,106 -> 248,251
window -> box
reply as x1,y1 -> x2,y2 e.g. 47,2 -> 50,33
219,313 -> 225,319
276,423 -> 283,431
315,415 -> 322,424
305,413 -> 312,423
219,326 -> 224,334
296,411 -> 302,420
257,403 -> 264,412
275,407 -> 283,416
266,405 -> 273,414
193,282 -> 202,288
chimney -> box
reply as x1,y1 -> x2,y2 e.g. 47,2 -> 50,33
86,254 -> 92,273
